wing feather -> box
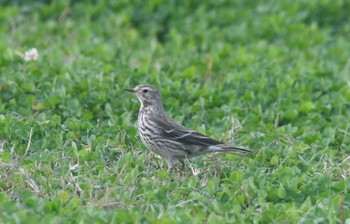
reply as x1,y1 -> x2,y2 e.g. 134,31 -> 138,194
154,117 -> 223,146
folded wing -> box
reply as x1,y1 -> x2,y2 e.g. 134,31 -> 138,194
154,116 -> 257,154
155,117 -> 223,146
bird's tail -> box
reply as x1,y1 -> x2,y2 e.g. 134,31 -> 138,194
219,144 -> 258,155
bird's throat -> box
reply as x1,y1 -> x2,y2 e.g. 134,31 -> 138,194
139,102 -> 165,117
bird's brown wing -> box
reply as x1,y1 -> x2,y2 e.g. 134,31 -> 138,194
154,117 -> 223,146
154,116 -> 257,155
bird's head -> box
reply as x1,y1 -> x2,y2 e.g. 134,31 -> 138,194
124,84 -> 163,109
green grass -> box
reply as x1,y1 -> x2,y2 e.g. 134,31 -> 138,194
1,0 -> 350,223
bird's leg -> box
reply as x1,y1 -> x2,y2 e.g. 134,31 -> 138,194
167,159 -> 175,172
167,165 -> 173,172
180,160 -> 185,172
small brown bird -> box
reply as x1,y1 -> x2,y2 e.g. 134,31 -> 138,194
125,84 -> 257,170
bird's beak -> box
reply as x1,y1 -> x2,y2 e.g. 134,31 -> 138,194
124,88 -> 135,93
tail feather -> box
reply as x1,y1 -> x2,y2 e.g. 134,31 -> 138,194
219,144 -> 258,154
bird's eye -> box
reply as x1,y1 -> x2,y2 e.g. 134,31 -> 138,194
143,89 -> 148,93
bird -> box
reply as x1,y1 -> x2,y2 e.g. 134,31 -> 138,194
124,84 -> 257,171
